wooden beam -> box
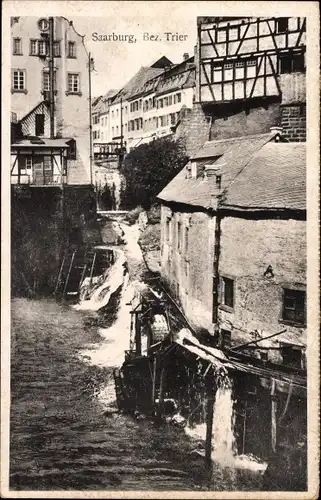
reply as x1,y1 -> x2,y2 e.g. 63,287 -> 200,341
249,55 -> 264,98
295,19 -> 306,48
205,374 -> 215,465
235,22 -> 250,56
267,53 -> 282,96
201,62 -> 216,101
206,28 -> 219,57
271,378 -> 277,452
266,19 -> 279,52
263,53 -> 267,97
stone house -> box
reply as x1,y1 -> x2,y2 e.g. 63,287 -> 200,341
157,131 -> 306,371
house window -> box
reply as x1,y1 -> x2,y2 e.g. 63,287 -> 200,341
38,18 -> 49,31
229,26 -> 240,41
220,276 -> 235,310
25,157 -> 33,169
177,221 -> 181,251
13,38 -> 22,55
30,39 -> 38,55
168,95 -> 173,105
35,114 -> 45,136
38,40 -> 47,56
280,344 -> 303,369
184,226 -> 189,254
68,41 -> 76,58
279,53 -> 305,74
217,28 -> 227,43
53,41 -> 60,57
12,70 -> 26,91
43,70 -> 56,91
276,18 -> 289,33
176,93 -> 181,103
282,288 -> 306,325
67,73 -> 80,93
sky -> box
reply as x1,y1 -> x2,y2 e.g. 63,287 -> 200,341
73,3 -> 203,98
70,0 -> 303,98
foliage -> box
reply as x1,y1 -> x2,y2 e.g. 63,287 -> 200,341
146,204 -> 161,225
120,137 -> 188,210
123,206 -> 144,225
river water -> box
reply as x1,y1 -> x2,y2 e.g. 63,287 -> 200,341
10,219 -> 264,492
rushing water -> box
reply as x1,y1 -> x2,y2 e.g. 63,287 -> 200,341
10,218 -> 266,492
10,220 -> 211,491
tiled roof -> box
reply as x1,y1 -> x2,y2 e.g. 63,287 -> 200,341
221,142 -> 306,211
113,67 -> 165,103
157,132 -> 278,210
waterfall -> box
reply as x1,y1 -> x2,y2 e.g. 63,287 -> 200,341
97,167 -> 123,211
73,249 -> 126,312
212,377 -> 237,466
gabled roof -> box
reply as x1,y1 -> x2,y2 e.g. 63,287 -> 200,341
220,142 -> 306,211
151,56 -> 173,69
157,132 -> 278,210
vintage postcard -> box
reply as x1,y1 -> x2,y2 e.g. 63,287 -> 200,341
1,1 -> 320,498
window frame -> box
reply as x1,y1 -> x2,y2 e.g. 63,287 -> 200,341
66,72 -> 81,95
13,37 -> 22,55
275,17 -> 289,34
12,69 -> 27,93
38,18 -> 49,32
30,39 -> 38,55
279,52 -> 305,74
219,275 -> 235,312
67,41 -> 77,58
280,286 -> 306,327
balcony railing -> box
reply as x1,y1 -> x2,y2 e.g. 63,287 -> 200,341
11,174 -> 64,186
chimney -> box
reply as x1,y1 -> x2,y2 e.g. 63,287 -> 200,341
183,52 -> 189,61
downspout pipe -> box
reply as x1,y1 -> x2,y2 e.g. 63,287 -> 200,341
49,17 -> 55,138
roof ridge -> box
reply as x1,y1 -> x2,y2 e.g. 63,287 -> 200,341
203,131 -> 275,146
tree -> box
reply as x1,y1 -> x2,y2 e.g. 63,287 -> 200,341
120,137 -> 188,210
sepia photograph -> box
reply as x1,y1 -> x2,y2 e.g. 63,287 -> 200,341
1,1 -> 320,498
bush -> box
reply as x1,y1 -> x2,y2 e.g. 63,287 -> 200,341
147,205 -> 161,225
123,206 -> 144,225
120,137 -> 188,210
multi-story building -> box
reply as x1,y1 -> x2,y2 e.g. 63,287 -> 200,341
158,130 -> 306,364
11,16 -> 92,186
195,16 -> 306,142
10,16 -> 98,296
91,54 -> 196,154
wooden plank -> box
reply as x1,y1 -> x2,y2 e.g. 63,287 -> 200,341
271,378 -> 277,452
205,386 -> 215,465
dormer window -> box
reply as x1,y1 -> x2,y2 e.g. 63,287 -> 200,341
216,174 -> 222,190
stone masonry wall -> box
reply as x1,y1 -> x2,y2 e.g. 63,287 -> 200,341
218,216 -> 306,365
161,205 -> 215,332
280,104 -> 306,142
175,104 -> 211,158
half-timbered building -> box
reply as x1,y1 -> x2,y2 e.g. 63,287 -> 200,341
195,17 -> 306,142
